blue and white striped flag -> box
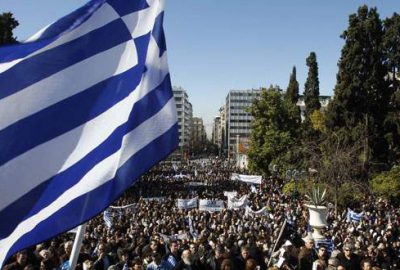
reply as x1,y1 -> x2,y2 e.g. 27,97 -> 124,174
315,238 -> 335,255
0,0 -> 178,266
346,208 -> 363,223
103,209 -> 113,229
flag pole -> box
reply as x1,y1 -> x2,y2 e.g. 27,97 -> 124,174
267,219 -> 287,267
69,223 -> 87,270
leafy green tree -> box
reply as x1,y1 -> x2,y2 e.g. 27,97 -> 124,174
248,86 -> 301,175
304,52 -> 321,121
285,66 -> 300,104
370,166 -> 400,202
383,13 -> 400,164
0,12 -> 19,45
325,6 -> 390,174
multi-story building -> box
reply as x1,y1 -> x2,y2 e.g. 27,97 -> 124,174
224,89 -> 262,156
212,116 -> 221,145
191,117 -> 207,147
173,86 -> 193,149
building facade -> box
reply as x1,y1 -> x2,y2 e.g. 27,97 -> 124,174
212,116 -> 221,145
173,86 -> 193,149
191,117 -> 207,147
224,89 -> 262,156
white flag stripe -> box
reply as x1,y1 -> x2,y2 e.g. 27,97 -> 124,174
0,97 -> 177,263
0,4 -> 120,74
123,0 -> 161,39
0,38 -> 168,210
0,40 -> 137,130
25,24 -> 51,42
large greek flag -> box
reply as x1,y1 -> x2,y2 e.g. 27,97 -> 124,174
0,0 -> 178,266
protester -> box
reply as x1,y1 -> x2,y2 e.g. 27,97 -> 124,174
2,158 -> 400,270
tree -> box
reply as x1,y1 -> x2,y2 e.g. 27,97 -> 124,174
285,66 -> 300,104
325,6 -> 390,175
370,166 -> 400,202
382,13 -> 400,165
303,52 -> 321,121
248,86 -> 301,175
303,132 -> 364,215
0,12 -> 19,45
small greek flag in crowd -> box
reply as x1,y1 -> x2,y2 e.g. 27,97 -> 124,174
315,238 -> 335,255
347,208 -> 364,223
0,0 -> 178,266
103,210 -> 113,229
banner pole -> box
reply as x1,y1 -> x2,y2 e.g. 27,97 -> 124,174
267,219 -> 287,267
69,223 -> 87,270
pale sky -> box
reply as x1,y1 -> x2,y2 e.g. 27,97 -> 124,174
1,0 -> 399,135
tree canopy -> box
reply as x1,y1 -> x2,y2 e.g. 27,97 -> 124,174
0,12 -> 19,45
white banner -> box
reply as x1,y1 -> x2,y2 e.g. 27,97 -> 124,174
199,199 -> 225,212
185,182 -> 206,187
109,203 -> 137,210
227,195 -> 248,209
224,191 -> 238,198
245,206 -> 269,217
177,198 -> 198,209
173,173 -> 190,179
142,197 -> 166,202
231,173 -> 262,185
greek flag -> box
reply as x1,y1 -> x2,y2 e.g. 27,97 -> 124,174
0,0 -> 178,266
346,208 -> 363,223
315,238 -> 335,255
103,210 -> 113,228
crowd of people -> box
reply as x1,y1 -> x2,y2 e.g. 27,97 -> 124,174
3,158 -> 400,270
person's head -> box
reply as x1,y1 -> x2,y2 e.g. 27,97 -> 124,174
39,259 -> 52,270
328,258 -> 339,267
343,244 -> 352,258
361,260 -> 372,270
181,249 -> 192,265
83,260 -> 94,270
98,243 -> 107,254
16,250 -> 28,266
304,238 -> 314,250
215,245 -> 224,259
317,246 -> 327,259
245,258 -> 258,270
221,259 -> 234,270
337,264 -> 346,270
241,246 -> 250,260
189,243 -> 197,254
169,240 -> 179,255
151,252 -> 161,264
121,250 -> 130,262
64,241 -> 73,255
132,259 -> 142,270
150,240 -> 158,252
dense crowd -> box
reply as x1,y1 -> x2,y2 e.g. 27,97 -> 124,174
3,158 -> 400,270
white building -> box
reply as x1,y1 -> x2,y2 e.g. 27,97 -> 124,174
224,89 -> 261,156
173,86 -> 193,148
297,95 -> 331,121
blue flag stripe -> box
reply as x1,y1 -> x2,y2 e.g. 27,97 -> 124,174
152,12 -> 167,57
0,19 -> 131,100
0,0 -> 177,265
107,0 -> 149,17
0,34 -> 150,167
4,123 -> 178,261
0,75 -> 172,238
0,35 -> 167,211
0,0 -> 104,63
